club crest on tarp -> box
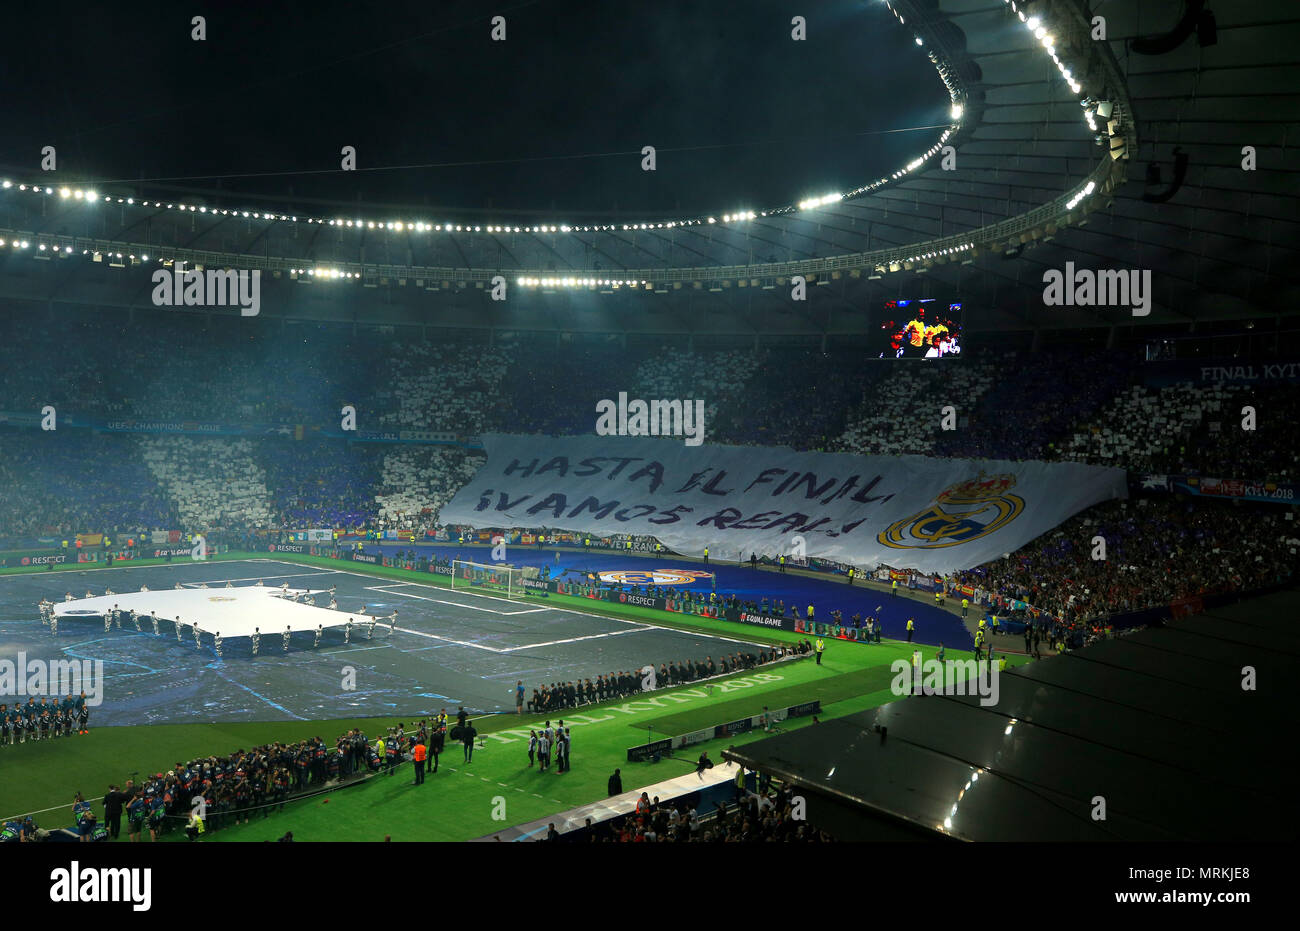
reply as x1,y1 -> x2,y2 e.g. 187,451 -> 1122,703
598,569 -> 712,586
879,474 -> 1024,550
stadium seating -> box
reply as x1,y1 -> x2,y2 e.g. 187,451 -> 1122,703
1056,381 -> 1231,471
628,347 -> 755,439
1058,380 -> 1300,481
2,314 -> 1296,634
0,432 -> 176,544
833,351 -> 1003,456
140,437 -> 274,528
950,497 -> 1296,627
711,349 -> 873,450
260,441 -> 381,529
938,349 -> 1137,461
374,342 -> 510,433
373,447 -> 485,528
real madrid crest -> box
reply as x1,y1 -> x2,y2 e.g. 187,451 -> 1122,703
879,473 -> 1024,550
598,569 -> 712,586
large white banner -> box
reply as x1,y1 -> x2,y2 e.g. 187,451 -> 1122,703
439,434 -> 1128,573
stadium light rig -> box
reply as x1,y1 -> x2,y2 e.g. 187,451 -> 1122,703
515,277 -> 648,290
0,12 -> 1012,276
1004,0 -> 1086,98
1065,180 -> 1096,211
0,10 -> 972,243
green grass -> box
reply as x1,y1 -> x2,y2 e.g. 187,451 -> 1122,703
641,663 -> 899,734
0,652 -> 852,822
0,551 -> 1028,840
197,648 -> 1028,842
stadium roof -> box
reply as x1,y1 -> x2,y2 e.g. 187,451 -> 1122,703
0,0 -> 1296,336
723,586 -> 1299,842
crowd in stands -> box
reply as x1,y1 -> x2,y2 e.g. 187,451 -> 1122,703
1057,379 -> 1233,472
493,341 -> 647,435
3,314 -> 1294,476
1060,380 -> 1300,483
0,319 -> 136,419
1168,383 -> 1300,481
950,497 -> 1297,633
0,315 -> 382,425
140,436 -> 275,528
629,347 -> 754,440
715,348 -> 872,450
940,349 -> 1136,461
374,447 -> 484,528
833,351 -> 1003,457
0,432 -> 177,544
373,341 -> 510,433
2,317 -> 1297,640
261,440 -> 380,529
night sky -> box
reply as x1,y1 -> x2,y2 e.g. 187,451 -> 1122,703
1,0 -> 948,219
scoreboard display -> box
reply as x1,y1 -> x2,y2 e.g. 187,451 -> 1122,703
875,300 -> 964,359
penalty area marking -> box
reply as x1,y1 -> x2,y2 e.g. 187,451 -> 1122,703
323,565 -> 766,650
364,583 -> 550,616
180,569 -> 342,586
352,621 -> 652,656
496,627 -> 649,653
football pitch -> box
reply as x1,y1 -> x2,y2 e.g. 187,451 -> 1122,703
0,557 -> 772,725
3,634 -> 978,841
0,553 -> 1025,840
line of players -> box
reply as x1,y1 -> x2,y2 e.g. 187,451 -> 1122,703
0,694 -> 91,744
525,644 -> 807,714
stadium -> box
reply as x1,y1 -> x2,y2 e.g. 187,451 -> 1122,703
0,0 -> 1297,897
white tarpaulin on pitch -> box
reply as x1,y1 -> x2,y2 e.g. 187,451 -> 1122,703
439,434 -> 1128,573
53,587 -> 364,637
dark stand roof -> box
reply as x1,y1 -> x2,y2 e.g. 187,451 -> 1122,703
725,587 -> 1299,841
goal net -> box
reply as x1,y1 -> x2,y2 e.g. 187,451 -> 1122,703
450,561 -> 535,600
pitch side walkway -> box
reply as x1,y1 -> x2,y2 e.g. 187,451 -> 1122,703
471,759 -> 742,841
